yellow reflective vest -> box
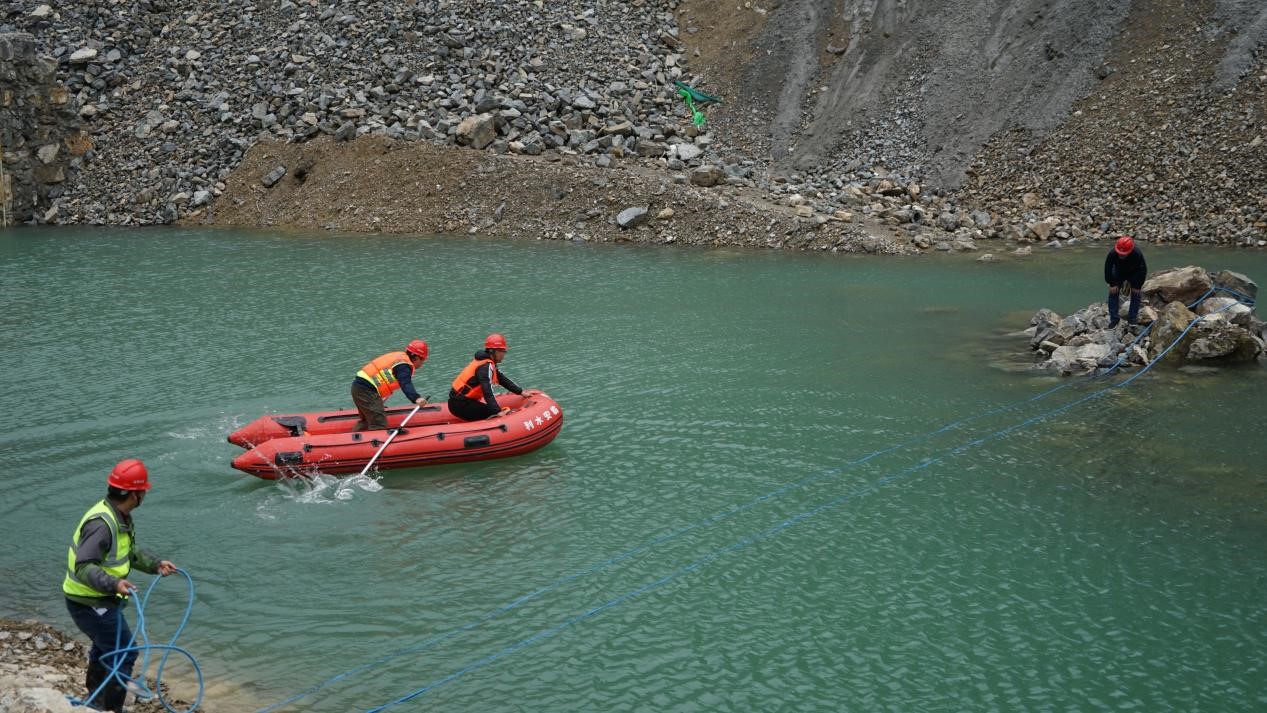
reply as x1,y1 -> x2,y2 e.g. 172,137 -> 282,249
62,500 -> 132,600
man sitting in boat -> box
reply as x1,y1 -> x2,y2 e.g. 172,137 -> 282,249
448,333 -> 525,421
351,340 -> 430,431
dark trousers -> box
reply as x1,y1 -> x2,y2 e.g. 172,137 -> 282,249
448,394 -> 497,421
1108,278 -> 1143,325
66,598 -> 134,712
351,381 -> 388,431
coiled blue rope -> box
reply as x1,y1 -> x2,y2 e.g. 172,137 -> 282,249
261,285 -> 1256,712
72,568 -> 204,713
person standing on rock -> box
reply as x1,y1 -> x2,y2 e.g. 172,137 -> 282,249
448,333 -> 525,421
352,340 -> 431,431
1105,235 -> 1148,327
63,459 -> 177,713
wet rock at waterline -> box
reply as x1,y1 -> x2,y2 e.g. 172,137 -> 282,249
1024,266 -> 1264,375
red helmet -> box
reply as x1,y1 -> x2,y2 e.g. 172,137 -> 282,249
406,339 -> 429,360
1114,235 -> 1135,256
484,333 -> 508,350
107,459 -> 152,491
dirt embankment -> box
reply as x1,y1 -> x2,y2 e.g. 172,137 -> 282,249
200,134 -> 911,254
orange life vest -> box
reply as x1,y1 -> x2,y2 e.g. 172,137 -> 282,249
451,358 -> 496,400
356,351 -> 412,398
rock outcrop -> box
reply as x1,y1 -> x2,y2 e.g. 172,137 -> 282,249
1025,267 -> 1264,374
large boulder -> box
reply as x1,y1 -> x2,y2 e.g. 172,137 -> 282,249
1142,266 -> 1213,306
1029,308 -> 1061,349
455,114 -> 497,150
616,206 -> 648,229
1194,296 -> 1255,326
1185,321 -> 1263,362
1212,270 -> 1258,301
673,143 -> 703,162
1047,343 -> 1112,375
1054,303 -> 1110,341
1053,314 -> 1084,341
1148,301 -> 1197,362
689,165 -> 724,187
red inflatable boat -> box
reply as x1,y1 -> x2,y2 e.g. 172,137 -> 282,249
227,390 -> 563,479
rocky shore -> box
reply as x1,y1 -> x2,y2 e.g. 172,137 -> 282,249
2,1 -> 1263,251
0,617 -> 199,713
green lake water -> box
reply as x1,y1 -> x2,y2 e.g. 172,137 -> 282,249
1,227 -> 1265,712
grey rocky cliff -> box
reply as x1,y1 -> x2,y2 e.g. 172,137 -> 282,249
699,0 -> 1267,249
0,32 -> 84,224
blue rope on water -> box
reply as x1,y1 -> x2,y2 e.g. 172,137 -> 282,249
259,286 -> 1255,712
253,362 -> 1098,712
362,288 -> 1255,712
71,568 -> 204,713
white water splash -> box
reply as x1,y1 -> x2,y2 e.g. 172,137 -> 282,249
263,471 -> 384,506
168,414 -> 250,441
335,473 -> 383,499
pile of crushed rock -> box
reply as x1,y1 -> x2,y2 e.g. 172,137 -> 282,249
5,0 -> 732,225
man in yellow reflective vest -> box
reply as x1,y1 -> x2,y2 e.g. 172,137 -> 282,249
352,339 -> 430,431
447,333 -> 525,421
63,459 -> 177,713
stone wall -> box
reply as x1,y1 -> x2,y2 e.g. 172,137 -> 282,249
0,32 -> 86,224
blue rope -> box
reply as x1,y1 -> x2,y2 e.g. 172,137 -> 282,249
71,569 -> 204,713
259,285 -> 1255,711
363,288 -> 1255,711
253,360 -> 1098,712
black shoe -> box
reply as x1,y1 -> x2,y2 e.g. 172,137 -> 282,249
100,680 -> 128,713
84,661 -> 108,709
